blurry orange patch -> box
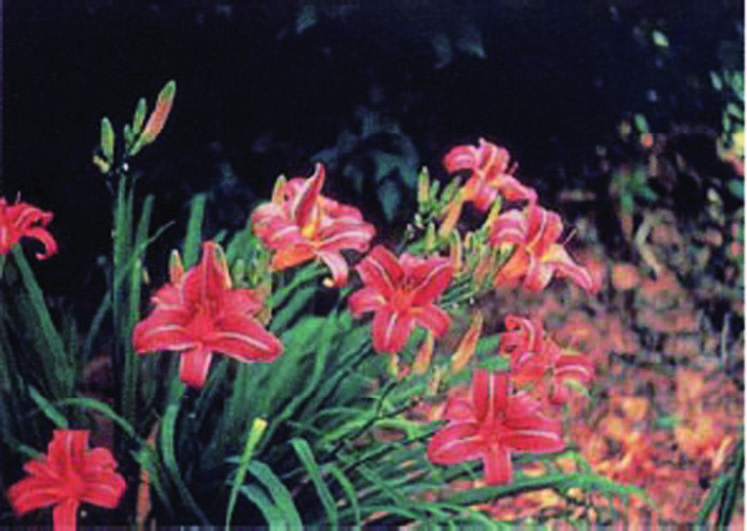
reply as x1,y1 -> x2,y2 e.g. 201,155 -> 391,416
612,262 -> 641,290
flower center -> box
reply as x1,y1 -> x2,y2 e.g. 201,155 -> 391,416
300,203 -> 323,240
390,289 -> 413,312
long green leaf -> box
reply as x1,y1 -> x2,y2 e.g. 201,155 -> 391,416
325,463 -> 361,528
183,193 -> 207,268
248,460 -> 304,529
290,438 -> 339,528
28,386 -> 68,428
161,399 -> 209,524
226,418 -> 268,529
237,485 -> 286,529
13,248 -> 72,399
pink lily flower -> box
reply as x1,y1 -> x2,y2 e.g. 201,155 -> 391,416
348,245 -> 453,354
427,370 -> 565,485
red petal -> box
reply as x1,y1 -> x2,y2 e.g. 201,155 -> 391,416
132,309 -> 194,354
8,476 -> 63,514
209,314 -> 283,362
472,370 -> 508,423
482,444 -> 512,485
427,422 -> 483,465
81,470 -> 126,508
522,254 -> 555,291
554,354 -> 594,384
356,246 -> 403,298
53,498 -> 79,530
371,307 -> 412,353
179,347 -> 213,387
24,227 -> 58,259
410,304 -> 451,337
220,289 -> 264,316
48,430 -> 89,475
348,287 -> 386,316
470,181 -> 499,211
406,257 -> 453,307
501,424 -> 565,454
443,394 -> 474,422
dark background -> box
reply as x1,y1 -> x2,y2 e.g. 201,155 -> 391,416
3,0 -> 743,320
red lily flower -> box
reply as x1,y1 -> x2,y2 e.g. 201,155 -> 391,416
133,242 -> 282,387
443,138 -> 536,211
489,203 -> 593,292
252,163 -> 375,286
501,315 -> 594,404
427,370 -> 564,485
348,245 -> 453,354
8,430 -> 126,529
0,195 -> 58,259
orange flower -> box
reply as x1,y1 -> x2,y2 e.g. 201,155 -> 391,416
489,203 -> 593,292
443,138 -> 536,211
252,164 -> 375,286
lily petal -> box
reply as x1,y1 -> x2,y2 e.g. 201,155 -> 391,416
356,246 -> 403,298
407,257 -> 453,307
371,306 -> 412,353
178,347 -> 214,388
482,444 -> 513,485
427,422 -> 483,465
472,370 -> 509,424
348,287 -> 386,316
410,304 -> 451,338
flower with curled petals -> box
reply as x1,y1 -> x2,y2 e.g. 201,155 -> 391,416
427,370 -> 564,485
443,138 -> 536,211
0,195 -> 58,259
252,163 -> 375,286
501,315 -> 594,404
489,203 -> 593,292
8,430 -> 126,530
348,245 -> 453,354
133,241 -> 282,387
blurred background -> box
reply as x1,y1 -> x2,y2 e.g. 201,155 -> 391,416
3,0 -> 743,322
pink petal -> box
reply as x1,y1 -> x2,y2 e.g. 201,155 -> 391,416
290,163 -> 325,228
470,181 -> 499,211
48,430 -> 88,476
316,219 -> 375,253
525,205 -> 563,256
316,249 -> 350,287
555,354 -> 594,384
443,144 -> 478,174
427,422 -> 483,465
348,287 -> 386,316
209,314 -> 283,362
482,444 -> 512,485
472,370 -> 508,423
542,244 -> 594,292
220,289 -> 264,316
489,209 -> 528,246
407,257 -> 453,307
521,254 -> 555,291
371,307 -> 413,353
500,425 -> 565,454
410,304 -> 451,337
443,394 -> 474,422
81,472 -> 126,508
356,246 -> 403,298
493,249 -> 530,289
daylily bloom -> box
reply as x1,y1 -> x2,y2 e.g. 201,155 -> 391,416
501,315 -> 594,404
133,242 -> 282,387
348,245 -> 453,354
489,203 -> 593,292
427,370 -> 564,485
443,138 -> 536,211
252,163 -> 375,286
8,430 -> 126,529
0,195 -> 58,259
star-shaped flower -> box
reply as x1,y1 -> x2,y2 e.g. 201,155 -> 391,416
348,245 -> 453,354
133,242 -> 282,387
8,430 -> 126,529
427,370 -> 564,485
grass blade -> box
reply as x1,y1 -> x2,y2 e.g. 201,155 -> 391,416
225,418 -> 268,529
290,437 -> 339,528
